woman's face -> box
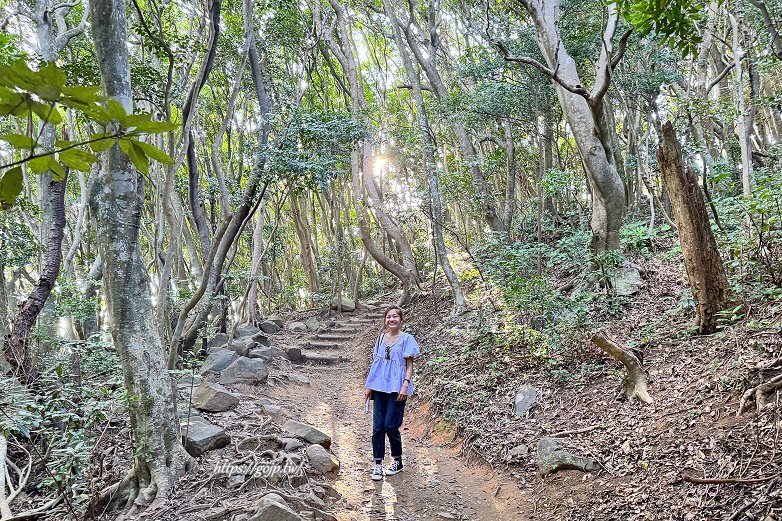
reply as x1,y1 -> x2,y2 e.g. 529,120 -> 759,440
385,309 -> 403,330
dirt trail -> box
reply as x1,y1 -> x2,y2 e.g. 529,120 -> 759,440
268,312 -> 530,520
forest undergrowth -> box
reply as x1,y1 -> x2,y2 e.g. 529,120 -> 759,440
405,230 -> 782,520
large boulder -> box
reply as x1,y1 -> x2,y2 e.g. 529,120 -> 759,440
219,357 -> 269,386
183,421 -> 230,457
201,349 -> 239,376
612,267 -> 644,296
281,420 -> 331,449
306,444 -> 339,474
537,437 -> 598,477
193,381 -> 240,412
259,320 -> 281,334
330,296 -> 355,312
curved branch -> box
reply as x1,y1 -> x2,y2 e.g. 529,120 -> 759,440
493,40 -> 591,99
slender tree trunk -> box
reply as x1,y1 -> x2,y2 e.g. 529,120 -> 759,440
88,0 -> 193,512
657,122 -> 728,334
290,192 -> 320,298
730,10 -> 755,196
383,0 -> 467,314
2,177 -> 66,384
245,204 -> 266,326
182,0 -> 222,255
502,119 -> 517,233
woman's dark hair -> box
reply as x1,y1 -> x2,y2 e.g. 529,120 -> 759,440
383,305 -> 404,322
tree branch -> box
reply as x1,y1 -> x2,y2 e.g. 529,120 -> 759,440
493,39 -> 591,99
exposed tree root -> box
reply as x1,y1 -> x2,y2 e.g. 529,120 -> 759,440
592,332 -> 654,404
0,434 -> 35,521
90,444 -> 195,520
738,373 -> 782,414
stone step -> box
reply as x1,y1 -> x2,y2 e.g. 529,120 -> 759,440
347,317 -> 380,324
315,334 -> 353,341
301,353 -> 347,365
328,327 -> 358,334
302,341 -> 340,350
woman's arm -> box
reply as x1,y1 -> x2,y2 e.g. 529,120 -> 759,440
398,357 -> 414,401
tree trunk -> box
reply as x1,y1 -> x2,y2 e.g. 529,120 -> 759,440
519,0 -> 626,252
2,176 -> 66,384
182,0 -> 222,255
657,122 -> 728,334
502,119 -> 517,233
290,192 -> 320,298
730,10 -> 755,196
88,0 -> 193,512
317,0 -> 422,293
383,0 -> 467,314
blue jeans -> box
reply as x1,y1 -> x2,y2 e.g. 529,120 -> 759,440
372,391 -> 407,461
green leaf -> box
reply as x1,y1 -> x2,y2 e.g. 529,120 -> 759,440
106,99 -> 128,123
0,167 -> 23,207
28,156 -> 50,174
88,133 -> 117,152
58,148 -> 97,172
61,85 -> 104,104
55,139 -> 78,148
79,104 -> 112,126
119,139 -> 149,174
48,157 -> 66,180
124,115 -> 177,133
31,101 -> 62,125
129,138 -> 173,165
1,133 -> 35,150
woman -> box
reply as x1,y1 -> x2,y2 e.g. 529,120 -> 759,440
363,305 -> 420,480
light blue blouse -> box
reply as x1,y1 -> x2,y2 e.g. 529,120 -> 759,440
364,332 -> 420,395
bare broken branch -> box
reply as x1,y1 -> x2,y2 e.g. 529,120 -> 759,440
591,333 -> 653,404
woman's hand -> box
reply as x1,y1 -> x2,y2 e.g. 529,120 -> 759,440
397,382 -> 409,401
364,388 -> 372,401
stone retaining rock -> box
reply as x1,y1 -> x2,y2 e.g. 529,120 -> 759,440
285,347 -> 302,362
304,317 -> 320,331
251,332 -> 271,347
183,421 -> 230,457
236,325 -> 261,337
330,296 -> 355,312
246,498 -> 302,521
537,437 -> 597,476
207,333 -> 229,348
219,357 -> 269,386
193,381 -> 240,412
281,419 -> 331,449
248,346 -> 287,362
201,349 -> 239,376
267,314 -> 284,327
259,320 -> 281,334
223,337 -> 258,357
289,321 -> 307,332
306,444 -> 339,474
